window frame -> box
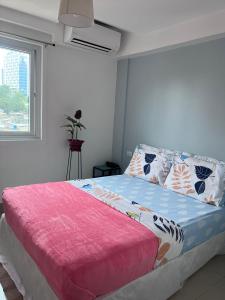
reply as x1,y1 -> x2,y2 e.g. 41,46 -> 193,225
0,35 -> 42,140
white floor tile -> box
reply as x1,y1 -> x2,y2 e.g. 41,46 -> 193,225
169,255 -> 225,300
200,255 -> 225,277
197,277 -> 225,300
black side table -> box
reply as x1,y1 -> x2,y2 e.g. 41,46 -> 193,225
93,164 -> 121,178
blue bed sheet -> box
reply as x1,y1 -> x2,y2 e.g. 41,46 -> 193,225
93,175 -> 225,253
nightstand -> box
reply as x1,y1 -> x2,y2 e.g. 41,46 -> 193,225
93,164 -> 121,178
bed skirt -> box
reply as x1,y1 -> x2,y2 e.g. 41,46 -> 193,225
0,214 -> 225,300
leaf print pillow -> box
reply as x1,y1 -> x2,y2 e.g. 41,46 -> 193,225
164,156 -> 225,206
124,148 -> 171,186
139,143 -> 182,165
183,152 -> 225,207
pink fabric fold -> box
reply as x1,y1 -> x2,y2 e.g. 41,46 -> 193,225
3,182 -> 158,300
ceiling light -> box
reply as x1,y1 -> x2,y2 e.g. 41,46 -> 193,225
58,0 -> 94,28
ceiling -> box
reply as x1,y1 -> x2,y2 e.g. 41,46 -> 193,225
1,0 -> 225,34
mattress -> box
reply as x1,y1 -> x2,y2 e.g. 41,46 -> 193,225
85,175 -> 225,253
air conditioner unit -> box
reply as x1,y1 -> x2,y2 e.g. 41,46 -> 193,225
64,24 -> 121,54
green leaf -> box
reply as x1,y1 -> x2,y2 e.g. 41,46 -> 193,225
65,129 -> 74,134
65,115 -> 77,124
61,124 -> 73,128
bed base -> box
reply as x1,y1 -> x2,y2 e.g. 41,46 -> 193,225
0,214 -> 225,300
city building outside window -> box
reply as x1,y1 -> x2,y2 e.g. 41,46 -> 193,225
0,36 -> 42,140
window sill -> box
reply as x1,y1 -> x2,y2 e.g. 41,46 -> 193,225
0,135 -> 42,142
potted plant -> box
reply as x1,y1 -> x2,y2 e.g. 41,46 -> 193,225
62,109 -> 86,152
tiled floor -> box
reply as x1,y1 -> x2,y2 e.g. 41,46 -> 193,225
169,255 -> 225,300
0,255 -> 225,300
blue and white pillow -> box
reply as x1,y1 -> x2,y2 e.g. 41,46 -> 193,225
181,152 -> 225,207
164,155 -> 225,207
125,147 -> 171,186
139,144 -> 181,165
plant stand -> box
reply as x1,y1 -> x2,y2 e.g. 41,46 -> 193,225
66,149 -> 83,180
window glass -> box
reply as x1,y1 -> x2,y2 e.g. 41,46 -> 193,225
0,47 -> 30,132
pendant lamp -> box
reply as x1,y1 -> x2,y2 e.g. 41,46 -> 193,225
58,0 -> 94,28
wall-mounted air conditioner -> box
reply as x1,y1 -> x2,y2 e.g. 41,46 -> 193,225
64,24 -> 121,54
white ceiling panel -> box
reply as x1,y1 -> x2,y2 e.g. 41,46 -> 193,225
1,0 -> 225,34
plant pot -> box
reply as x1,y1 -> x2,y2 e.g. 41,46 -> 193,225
68,139 -> 84,152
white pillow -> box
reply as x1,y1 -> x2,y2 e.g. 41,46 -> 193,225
180,152 -> 225,206
164,156 -> 225,206
180,151 -> 224,165
140,144 -> 181,164
125,147 -> 171,186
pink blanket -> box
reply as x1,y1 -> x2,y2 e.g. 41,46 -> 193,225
3,182 -> 158,300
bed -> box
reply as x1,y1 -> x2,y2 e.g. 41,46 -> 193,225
0,174 -> 225,300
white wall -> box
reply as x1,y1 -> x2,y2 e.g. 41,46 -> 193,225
0,43 -> 117,195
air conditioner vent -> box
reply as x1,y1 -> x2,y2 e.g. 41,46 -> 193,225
71,38 -> 112,53
64,24 -> 121,55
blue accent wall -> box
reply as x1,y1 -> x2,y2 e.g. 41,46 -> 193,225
113,38 -> 225,169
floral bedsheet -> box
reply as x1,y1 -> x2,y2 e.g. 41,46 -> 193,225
71,179 -> 184,267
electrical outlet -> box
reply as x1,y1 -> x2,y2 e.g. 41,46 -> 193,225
126,150 -> 133,157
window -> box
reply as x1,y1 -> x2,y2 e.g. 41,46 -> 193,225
0,36 -> 42,140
